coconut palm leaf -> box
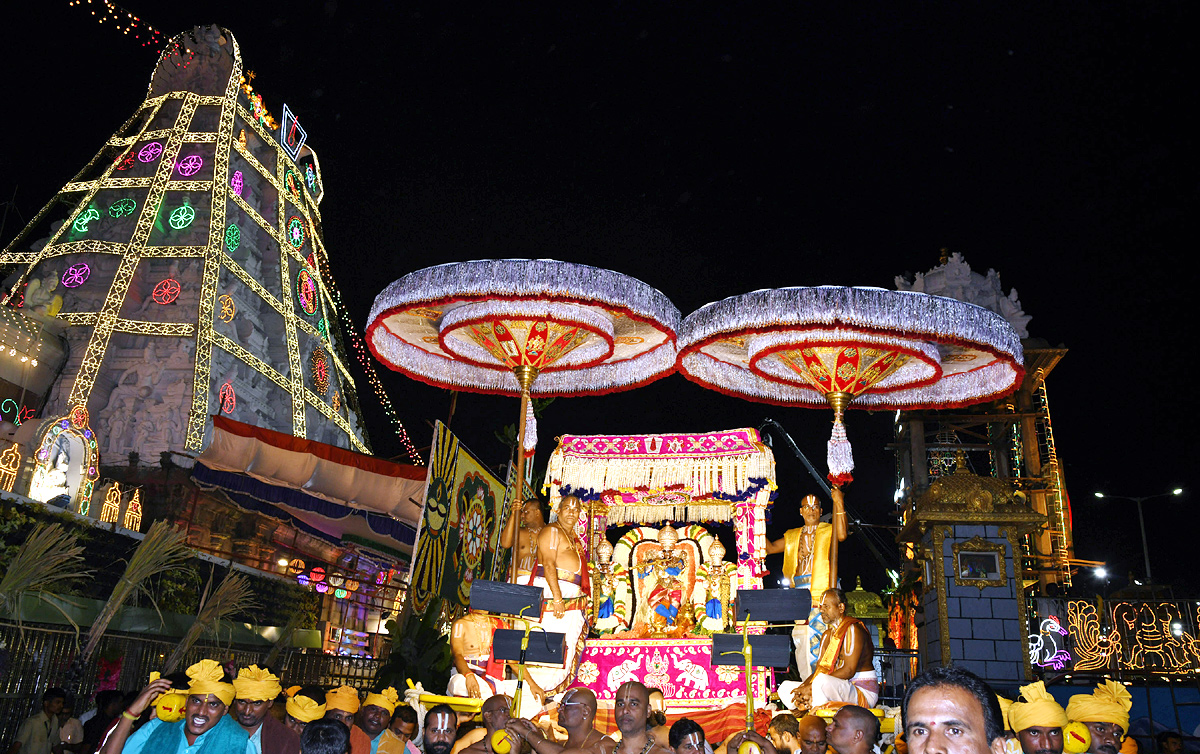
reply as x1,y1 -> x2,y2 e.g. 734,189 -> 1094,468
262,607 -> 306,670
0,523 -> 89,633
80,520 -> 192,663
163,569 -> 257,674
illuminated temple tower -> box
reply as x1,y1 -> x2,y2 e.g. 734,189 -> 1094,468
1,26 -> 368,508
892,252 -> 1074,591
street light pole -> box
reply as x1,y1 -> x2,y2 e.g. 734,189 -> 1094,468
1093,488 -> 1183,585
1134,497 -> 1152,584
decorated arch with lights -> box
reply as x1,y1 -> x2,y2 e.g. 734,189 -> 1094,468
27,407 -> 101,514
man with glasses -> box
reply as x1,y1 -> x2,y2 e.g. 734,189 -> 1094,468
506,688 -> 615,754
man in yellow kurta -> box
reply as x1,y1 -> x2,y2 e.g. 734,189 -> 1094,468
1065,681 -> 1131,754
1009,681 -> 1068,754
765,490 -> 848,677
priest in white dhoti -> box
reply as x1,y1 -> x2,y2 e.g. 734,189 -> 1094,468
779,588 -> 878,711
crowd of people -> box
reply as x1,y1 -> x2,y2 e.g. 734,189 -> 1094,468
6,658 -> 1171,754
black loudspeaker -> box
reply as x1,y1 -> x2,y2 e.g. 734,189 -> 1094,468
735,588 -> 811,622
492,629 -> 567,665
468,579 -> 544,620
710,633 -> 794,668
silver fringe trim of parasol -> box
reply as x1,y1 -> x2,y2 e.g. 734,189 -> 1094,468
680,286 -> 1023,363
369,259 -> 680,331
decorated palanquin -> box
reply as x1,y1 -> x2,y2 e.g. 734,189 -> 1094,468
543,427 -> 777,719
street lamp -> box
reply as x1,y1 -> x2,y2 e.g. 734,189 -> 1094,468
1093,488 -> 1184,584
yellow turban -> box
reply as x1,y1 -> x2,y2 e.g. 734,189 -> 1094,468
232,665 -> 282,702
1066,680 -> 1132,734
185,659 -> 235,706
997,695 -> 1014,731
363,687 -> 399,715
1010,681 -> 1068,733
325,686 -> 361,714
285,686 -> 326,723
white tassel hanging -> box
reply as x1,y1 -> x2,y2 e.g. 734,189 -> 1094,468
523,398 -> 538,452
826,416 -> 854,485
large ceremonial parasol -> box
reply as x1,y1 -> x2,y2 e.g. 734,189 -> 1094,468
676,286 -> 1024,581
368,259 -> 680,576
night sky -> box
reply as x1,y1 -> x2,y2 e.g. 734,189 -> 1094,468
3,3 -> 1195,594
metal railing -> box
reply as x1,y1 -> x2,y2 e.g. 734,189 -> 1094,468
0,620 -> 383,748
876,648 -> 921,707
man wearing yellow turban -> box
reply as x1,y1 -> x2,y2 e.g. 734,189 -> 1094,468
324,686 -> 371,754
1010,682 -> 1069,754
232,665 -> 299,754
100,659 -> 248,754
359,688 -> 406,754
1066,681 -> 1132,754
284,686 -> 327,736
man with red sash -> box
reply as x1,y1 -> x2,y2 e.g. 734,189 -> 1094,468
780,588 -> 877,712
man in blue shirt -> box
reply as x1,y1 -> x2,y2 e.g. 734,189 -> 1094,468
99,659 -> 248,754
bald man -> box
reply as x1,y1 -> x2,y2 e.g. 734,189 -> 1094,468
613,683 -> 672,754
461,696 -> 517,754
508,688 -> 615,754
826,706 -> 880,754
798,716 -> 829,754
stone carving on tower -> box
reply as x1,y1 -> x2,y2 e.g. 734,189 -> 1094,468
1,25 -> 369,473
895,250 -> 1031,338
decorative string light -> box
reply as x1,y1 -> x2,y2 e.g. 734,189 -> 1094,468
137,141 -> 163,162
323,274 -> 423,464
101,483 -> 122,523
123,487 -> 142,530
224,223 -> 240,252
311,348 -> 330,394
109,197 -> 137,218
151,278 -> 180,304
176,155 -> 204,177
287,216 -> 306,249
296,269 -> 318,314
0,445 -> 21,492
168,204 -> 194,230
61,264 -> 91,288
218,294 -> 236,322
72,208 -> 101,233
219,382 -> 236,414
66,0 -> 166,48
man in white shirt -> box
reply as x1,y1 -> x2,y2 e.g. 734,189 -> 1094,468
8,687 -> 66,754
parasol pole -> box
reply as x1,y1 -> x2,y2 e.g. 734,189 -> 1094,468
508,365 -> 539,583
825,391 -> 852,589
